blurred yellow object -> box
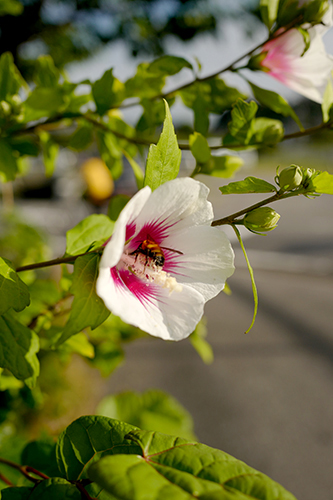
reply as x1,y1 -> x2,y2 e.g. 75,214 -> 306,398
81,157 -> 114,204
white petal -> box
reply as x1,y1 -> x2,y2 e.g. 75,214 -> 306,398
163,225 -> 235,300
100,186 -> 151,269
96,266 -> 205,341
134,178 -> 213,236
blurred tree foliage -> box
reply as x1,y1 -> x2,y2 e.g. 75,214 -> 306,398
0,0 -> 259,78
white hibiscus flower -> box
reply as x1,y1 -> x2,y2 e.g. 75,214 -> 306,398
96,178 -> 235,341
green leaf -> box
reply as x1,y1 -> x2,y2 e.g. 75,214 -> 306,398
248,81 -> 303,130
309,171 -> 333,194
28,478 -> 81,499
66,214 -> 114,256
144,100 -> 181,190
8,136 -> 40,157
228,99 -> 258,144
68,125 -> 93,151
189,318 -> 213,364
251,117 -> 284,146
189,132 -> 211,164
0,312 -> 39,385
148,56 -> 193,76
0,257 -> 30,315
37,130 -> 59,177
56,254 -> 110,345
123,150 -> 144,189
201,155 -> 244,178
96,130 -> 123,180
21,437 -> 60,478
92,69 -> 116,115
0,138 -> 19,181
89,426 -> 297,500
108,195 -> 130,222
56,416 -> 140,480
62,332 -> 95,358
125,63 -> 165,99
220,176 -> 276,194
1,487 -> 33,499
97,389 -> 196,440
0,52 -> 23,101
24,87 -> 65,113
34,55 -> 60,87
322,78 -> 333,123
180,78 -> 246,116
260,0 -> 279,29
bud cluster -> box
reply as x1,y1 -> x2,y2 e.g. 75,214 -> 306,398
276,165 -> 317,192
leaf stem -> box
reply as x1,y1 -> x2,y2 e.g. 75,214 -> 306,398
0,458 -> 49,484
0,471 -> 14,486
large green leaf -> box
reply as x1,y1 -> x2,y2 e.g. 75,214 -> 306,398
56,254 -> 110,345
248,82 -> 303,130
29,478 -> 81,499
0,312 -> 39,385
56,416 -> 141,480
0,257 -> 30,315
1,487 -> 33,499
220,176 -> 276,194
97,389 -> 196,440
66,214 -> 114,256
144,100 -> 181,190
21,437 -> 60,478
24,87 -> 65,113
89,426 -> 297,500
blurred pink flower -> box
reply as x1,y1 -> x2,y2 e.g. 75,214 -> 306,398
259,14 -> 333,102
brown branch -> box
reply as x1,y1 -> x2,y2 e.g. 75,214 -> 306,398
211,191 -> 298,226
0,458 -> 46,484
16,250 -> 101,273
0,471 -> 14,486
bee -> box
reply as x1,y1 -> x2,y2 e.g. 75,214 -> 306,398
130,234 -> 183,268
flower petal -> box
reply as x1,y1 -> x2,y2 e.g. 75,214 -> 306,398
163,225 -> 235,300
100,186 -> 151,269
96,265 -> 205,341
133,178 -> 214,239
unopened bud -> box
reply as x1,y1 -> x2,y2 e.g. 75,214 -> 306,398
303,0 -> 330,24
301,167 -> 316,188
244,207 -> 280,233
278,165 -> 303,191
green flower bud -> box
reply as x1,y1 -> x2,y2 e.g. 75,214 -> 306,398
247,52 -> 268,71
278,165 -> 303,191
244,207 -> 280,233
